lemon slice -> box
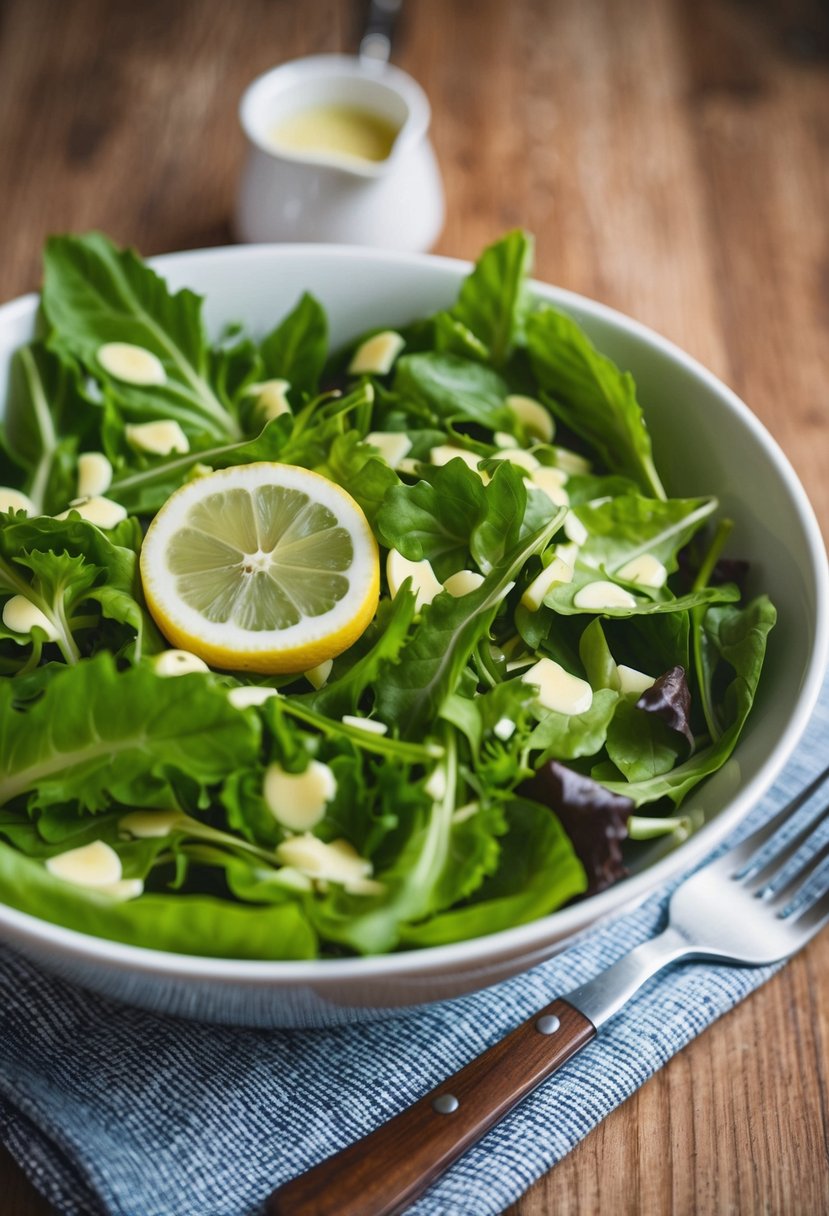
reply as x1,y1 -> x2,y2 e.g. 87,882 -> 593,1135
140,463 -> 379,674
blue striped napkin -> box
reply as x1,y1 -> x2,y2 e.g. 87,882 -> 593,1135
1,675 -> 827,1216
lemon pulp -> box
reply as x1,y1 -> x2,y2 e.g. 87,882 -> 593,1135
140,463 -> 379,674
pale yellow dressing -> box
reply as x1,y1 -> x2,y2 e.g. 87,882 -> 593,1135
270,105 -> 398,163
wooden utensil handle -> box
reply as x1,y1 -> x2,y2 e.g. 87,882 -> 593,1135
266,998 -> 595,1216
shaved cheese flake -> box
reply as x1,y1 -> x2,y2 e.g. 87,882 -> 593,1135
494,431 -> 516,448
228,685 -> 280,709
365,431 -> 413,469
489,446 -> 540,472
55,496 -> 127,529
555,542 -> 581,568
506,394 -> 554,442
126,420 -> 190,456
530,466 -> 569,508
493,718 -> 516,741
574,581 -> 638,611
77,452 -> 113,499
616,553 -> 668,589
386,549 -> 443,610
342,714 -> 388,735
425,766 -> 447,801
348,330 -> 405,375
275,834 -> 373,888
119,810 -> 185,838
264,760 -> 337,831
617,664 -> 656,696
97,342 -> 166,386
154,648 -> 210,676
563,512 -> 588,545
553,447 -> 592,476
0,487 -> 35,516
46,841 -> 122,888
102,878 -> 144,901
520,556 -> 574,610
452,801 -> 480,824
523,657 -> 593,715
305,659 -> 333,689
2,596 -> 57,640
248,379 -> 291,421
443,569 -> 485,597
429,444 -> 488,481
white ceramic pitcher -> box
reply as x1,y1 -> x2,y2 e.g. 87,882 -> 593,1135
234,54 -> 444,252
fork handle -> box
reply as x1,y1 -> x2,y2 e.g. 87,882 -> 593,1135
265,998 -> 595,1216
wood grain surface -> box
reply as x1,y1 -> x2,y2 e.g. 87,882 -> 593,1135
0,0 -> 827,1213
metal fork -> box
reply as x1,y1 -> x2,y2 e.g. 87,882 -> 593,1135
268,765 -> 829,1216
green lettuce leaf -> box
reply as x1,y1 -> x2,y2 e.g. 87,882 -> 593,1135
0,653 -> 260,812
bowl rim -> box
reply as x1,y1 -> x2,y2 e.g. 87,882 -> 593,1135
0,241 -> 826,987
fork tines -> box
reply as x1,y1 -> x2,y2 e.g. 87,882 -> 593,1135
728,761 -> 829,917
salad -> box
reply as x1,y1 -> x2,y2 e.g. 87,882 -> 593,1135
0,231 -> 775,959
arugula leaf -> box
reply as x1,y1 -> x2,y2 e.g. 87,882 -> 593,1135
42,232 -> 240,440
303,588 -> 417,718
527,307 -> 665,498
433,313 -> 490,362
0,653 -> 260,811
393,352 -> 513,431
574,495 -> 717,576
545,578 -> 740,618
313,432 -> 398,527
451,229 -> 534,365
3,343 -> 101,515
260,292 -> 328,398
376,510 -> 564,737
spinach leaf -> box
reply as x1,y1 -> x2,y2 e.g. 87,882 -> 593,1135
399,798 -> 586,947
376,459 -> 527,578
393,352 -> 513,431
42,232 -> 240,440
527,687 -> 619,762
259,292 -> 328,398
605,699 -> 685,782
451,229 -> 534,365
527,307 -> 665,498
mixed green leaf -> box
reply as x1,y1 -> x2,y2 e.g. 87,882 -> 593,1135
0,230 -> 775,958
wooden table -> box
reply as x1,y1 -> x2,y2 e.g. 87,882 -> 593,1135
0,0 -> 827,1211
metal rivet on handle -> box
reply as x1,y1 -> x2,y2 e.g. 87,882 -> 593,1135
432,1093 -> 460,1114
535,1014 -> 561,1035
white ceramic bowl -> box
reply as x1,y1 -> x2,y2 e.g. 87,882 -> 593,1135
0,246 -> 826,1028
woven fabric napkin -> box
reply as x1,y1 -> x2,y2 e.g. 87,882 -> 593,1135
1,676 -> 827,1216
